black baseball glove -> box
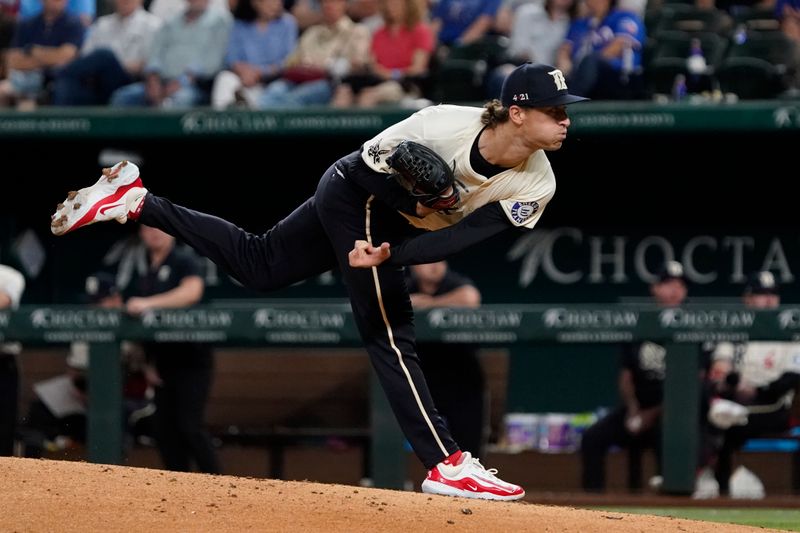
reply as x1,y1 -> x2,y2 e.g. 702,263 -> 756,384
386,140 -> 459,211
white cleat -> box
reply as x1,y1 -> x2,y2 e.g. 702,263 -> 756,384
50,161 -> 148,236
421,452 -> 525,501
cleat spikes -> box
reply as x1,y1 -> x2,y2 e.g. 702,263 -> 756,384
49,160 -> 144,236
51,215 -> 68,227
105,161 -> 127,182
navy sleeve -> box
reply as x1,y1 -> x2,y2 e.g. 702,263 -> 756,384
755,373 -> 800,405
387,202 -> 521,266
64,16 -> 86,48
10,19 -> 32,49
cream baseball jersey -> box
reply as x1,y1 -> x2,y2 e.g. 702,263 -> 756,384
0,264 -> 25,356
360,104 -> 556,232
713,341 -> 800,408
0,265 -> 25,308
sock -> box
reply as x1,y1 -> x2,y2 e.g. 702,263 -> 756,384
443,450 -> 463,466
128,190 -> 148,221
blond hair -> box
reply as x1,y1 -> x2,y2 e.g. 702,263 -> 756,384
380,0 -> 424,29
481,99 -> 510,127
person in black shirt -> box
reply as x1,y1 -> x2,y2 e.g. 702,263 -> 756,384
0,264 -> 25,456
580,260 -> 687,492
125,224 -> 221,474
405,260 -> 486,459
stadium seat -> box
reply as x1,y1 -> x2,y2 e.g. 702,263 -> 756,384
431,58 -> 488,104
716,32 -> 796,99
725,31 -> 796,66
645,3 -> 689,38
645,30 -> 729,96
716,56 -> 787,99
447,35 -> 511,67
731,6 -> 781,34
429,35 -> 510,104
651,5 -> 733,37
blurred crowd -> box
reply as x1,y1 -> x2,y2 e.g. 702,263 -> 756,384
0,0 -> 797,110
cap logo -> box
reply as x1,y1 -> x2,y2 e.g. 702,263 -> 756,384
548,69 -> 567,91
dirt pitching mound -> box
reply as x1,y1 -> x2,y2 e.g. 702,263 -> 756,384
0,457 -> 779,532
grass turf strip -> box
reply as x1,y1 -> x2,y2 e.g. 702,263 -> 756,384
589,507 -> 800,531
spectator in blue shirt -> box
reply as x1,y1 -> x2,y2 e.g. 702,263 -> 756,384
776,0 -> 800,35
0,0 -> 85,108
431,0 -> 501,48
776,0 -> 800,92
555,0 -> 646,99
51,0 -> 162,105
19,0 -> 94,26
210,0 -> 297,109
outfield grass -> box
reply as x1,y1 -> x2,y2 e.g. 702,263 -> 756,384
593,507 -> 800,531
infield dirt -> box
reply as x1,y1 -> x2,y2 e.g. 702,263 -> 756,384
0,457 -> 785,532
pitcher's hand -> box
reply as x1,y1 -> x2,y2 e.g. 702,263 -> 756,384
348,240 -> 391,268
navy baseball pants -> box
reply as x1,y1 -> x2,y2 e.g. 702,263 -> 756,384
139,155 -> 459,469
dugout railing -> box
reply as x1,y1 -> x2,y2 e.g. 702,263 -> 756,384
3,302 -> 799,494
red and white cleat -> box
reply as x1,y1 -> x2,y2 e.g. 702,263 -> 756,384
50,160 -> 148,236
421,452 -> 525,501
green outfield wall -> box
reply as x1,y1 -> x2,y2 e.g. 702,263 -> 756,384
1,102 -> 798,491
0,101 -> 797,138
3,101 -> 800,304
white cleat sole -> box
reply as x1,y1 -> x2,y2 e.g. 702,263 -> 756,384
50,161 -> 142,236
421,480 -> 525,501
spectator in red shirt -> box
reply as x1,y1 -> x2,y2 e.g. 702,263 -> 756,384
331,0 -> 433,107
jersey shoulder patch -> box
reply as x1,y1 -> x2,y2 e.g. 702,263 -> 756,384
510,201 -> 540,224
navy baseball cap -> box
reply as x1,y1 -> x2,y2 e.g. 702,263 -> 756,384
500,63 -> 589,108
745,271 -> 778,295
84,271 -> 118,303
656,260 -> 685,283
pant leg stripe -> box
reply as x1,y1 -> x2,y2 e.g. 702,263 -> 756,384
364,195 -> 448,457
